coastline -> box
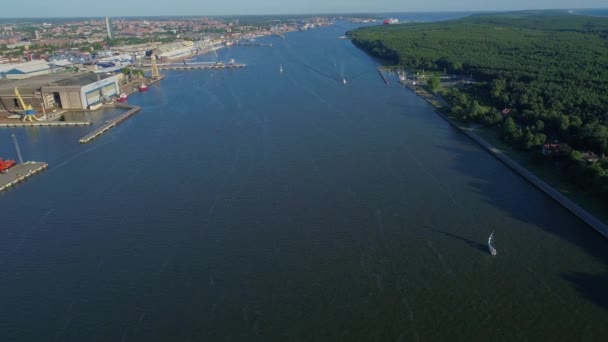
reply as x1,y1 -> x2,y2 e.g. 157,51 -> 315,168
404,83 -> 608,238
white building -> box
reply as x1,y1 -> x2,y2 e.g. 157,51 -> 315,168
0,60 -> 51,80
41,73 -> 123,109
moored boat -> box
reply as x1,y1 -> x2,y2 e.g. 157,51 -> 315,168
116,93 -> 128,102
139,84 -> 148,92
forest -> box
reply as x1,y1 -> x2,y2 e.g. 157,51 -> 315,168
348,11 -> 608,200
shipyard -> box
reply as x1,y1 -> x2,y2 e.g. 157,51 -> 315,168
0,15 -> 333,191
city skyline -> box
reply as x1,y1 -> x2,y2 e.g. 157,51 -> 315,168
0,0 -> 606,18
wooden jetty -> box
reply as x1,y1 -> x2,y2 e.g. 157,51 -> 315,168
78,104 -> 141,144
0,162 -> 48,193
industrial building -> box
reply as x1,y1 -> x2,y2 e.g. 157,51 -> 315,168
0,60 -> 51,80
0,72 -> 123,112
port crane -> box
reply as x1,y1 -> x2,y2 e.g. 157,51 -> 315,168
14,88 -> 36,122
150,54 -> 161,79
212,46 -> 222,66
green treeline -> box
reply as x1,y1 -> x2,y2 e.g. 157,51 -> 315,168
348,11 -> 608,200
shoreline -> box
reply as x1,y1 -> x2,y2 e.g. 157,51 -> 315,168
404,83 -> 608,238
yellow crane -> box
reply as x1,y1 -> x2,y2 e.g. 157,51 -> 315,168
213,45 -> 222,66
150,54 -> 161,79
14,88 -> 36,122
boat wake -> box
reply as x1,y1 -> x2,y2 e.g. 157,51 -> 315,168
488,231 -> 497,256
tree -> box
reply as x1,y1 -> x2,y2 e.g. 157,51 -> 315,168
427,74 -> 440,91
502,117 -> 520,142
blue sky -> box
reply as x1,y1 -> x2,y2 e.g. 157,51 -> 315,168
1,0 -> 606,17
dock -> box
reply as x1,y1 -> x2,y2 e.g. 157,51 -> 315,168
0,162 -> 48,193
143,62 -> 246,71
78,104 -> 141,144
234,43 -> 273,47
377,68 -> 389,85
0,121 -> 91,128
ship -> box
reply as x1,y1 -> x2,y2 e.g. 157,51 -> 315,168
0,158 -> 16,173
116,93 -> 128,102
383,18 -> 399,25
280,64 -> 283,73
138,84 -> 148,92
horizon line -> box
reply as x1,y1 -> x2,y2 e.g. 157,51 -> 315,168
0,7 -> 606,20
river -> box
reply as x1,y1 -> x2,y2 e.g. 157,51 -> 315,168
1,19 -> 607,341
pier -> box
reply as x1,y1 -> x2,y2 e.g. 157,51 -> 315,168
0,162 -> 48,193
78,104 -> 141,144
377,68 -> 389,85
0,121 -> 91,127
143,62 -> 246,71
234,43 -> 273,47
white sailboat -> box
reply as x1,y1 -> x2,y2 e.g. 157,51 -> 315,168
488,231 -> 497,256
280,64 -> 283,73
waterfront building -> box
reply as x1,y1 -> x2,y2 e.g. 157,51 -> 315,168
0,73 -> 122,111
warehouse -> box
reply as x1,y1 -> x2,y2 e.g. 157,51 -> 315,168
41,73 -> 122,109
0,60 -> 51,80
0,72 -> 123,113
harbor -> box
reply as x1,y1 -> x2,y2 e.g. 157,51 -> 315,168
0,161 -> 48,193
78,103 -> 141,144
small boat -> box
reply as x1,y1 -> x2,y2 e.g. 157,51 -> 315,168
488,231 -> 497,256
116,93 -> 128,102
342,78 -> 347,84
280,65 -> 283,73
138,84 -> 148,92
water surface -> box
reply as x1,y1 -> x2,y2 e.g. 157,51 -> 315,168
1,20 -> 607,341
